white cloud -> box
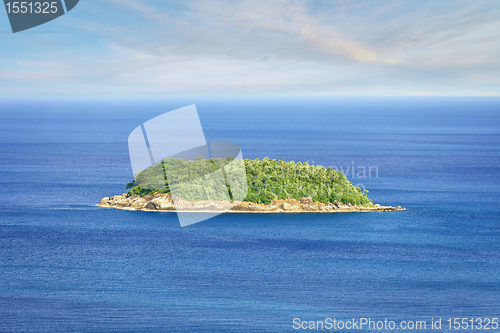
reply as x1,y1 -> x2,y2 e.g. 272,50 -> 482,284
0,0 -> 499,95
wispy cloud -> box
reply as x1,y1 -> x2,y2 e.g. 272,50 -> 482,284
0,0 -> 499,95
104,0 -> 178,25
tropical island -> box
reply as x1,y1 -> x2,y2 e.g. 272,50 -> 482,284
97,157 -> 405,213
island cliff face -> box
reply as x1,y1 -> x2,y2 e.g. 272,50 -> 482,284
97,193 -> 405,213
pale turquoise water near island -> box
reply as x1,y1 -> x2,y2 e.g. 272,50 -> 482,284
0,97 -> 499,332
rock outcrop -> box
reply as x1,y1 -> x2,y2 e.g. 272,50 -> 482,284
97,193 -> 405,213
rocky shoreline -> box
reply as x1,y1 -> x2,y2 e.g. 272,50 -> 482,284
97,193 -> 405,213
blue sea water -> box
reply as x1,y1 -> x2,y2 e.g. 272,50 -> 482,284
0,97 -> 499,332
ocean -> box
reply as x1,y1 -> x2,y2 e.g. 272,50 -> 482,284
0,97 -> 499,332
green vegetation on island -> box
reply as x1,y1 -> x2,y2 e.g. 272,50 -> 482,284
126,157 -> 372,206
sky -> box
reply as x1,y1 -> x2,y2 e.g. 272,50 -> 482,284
0,0 -> 499,96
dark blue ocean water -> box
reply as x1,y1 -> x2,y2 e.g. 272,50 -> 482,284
0,97 -> 499,332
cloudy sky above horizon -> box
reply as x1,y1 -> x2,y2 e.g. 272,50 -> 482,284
0,0 -> 499,96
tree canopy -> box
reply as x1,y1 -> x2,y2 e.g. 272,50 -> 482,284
125,157 -> 372,206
